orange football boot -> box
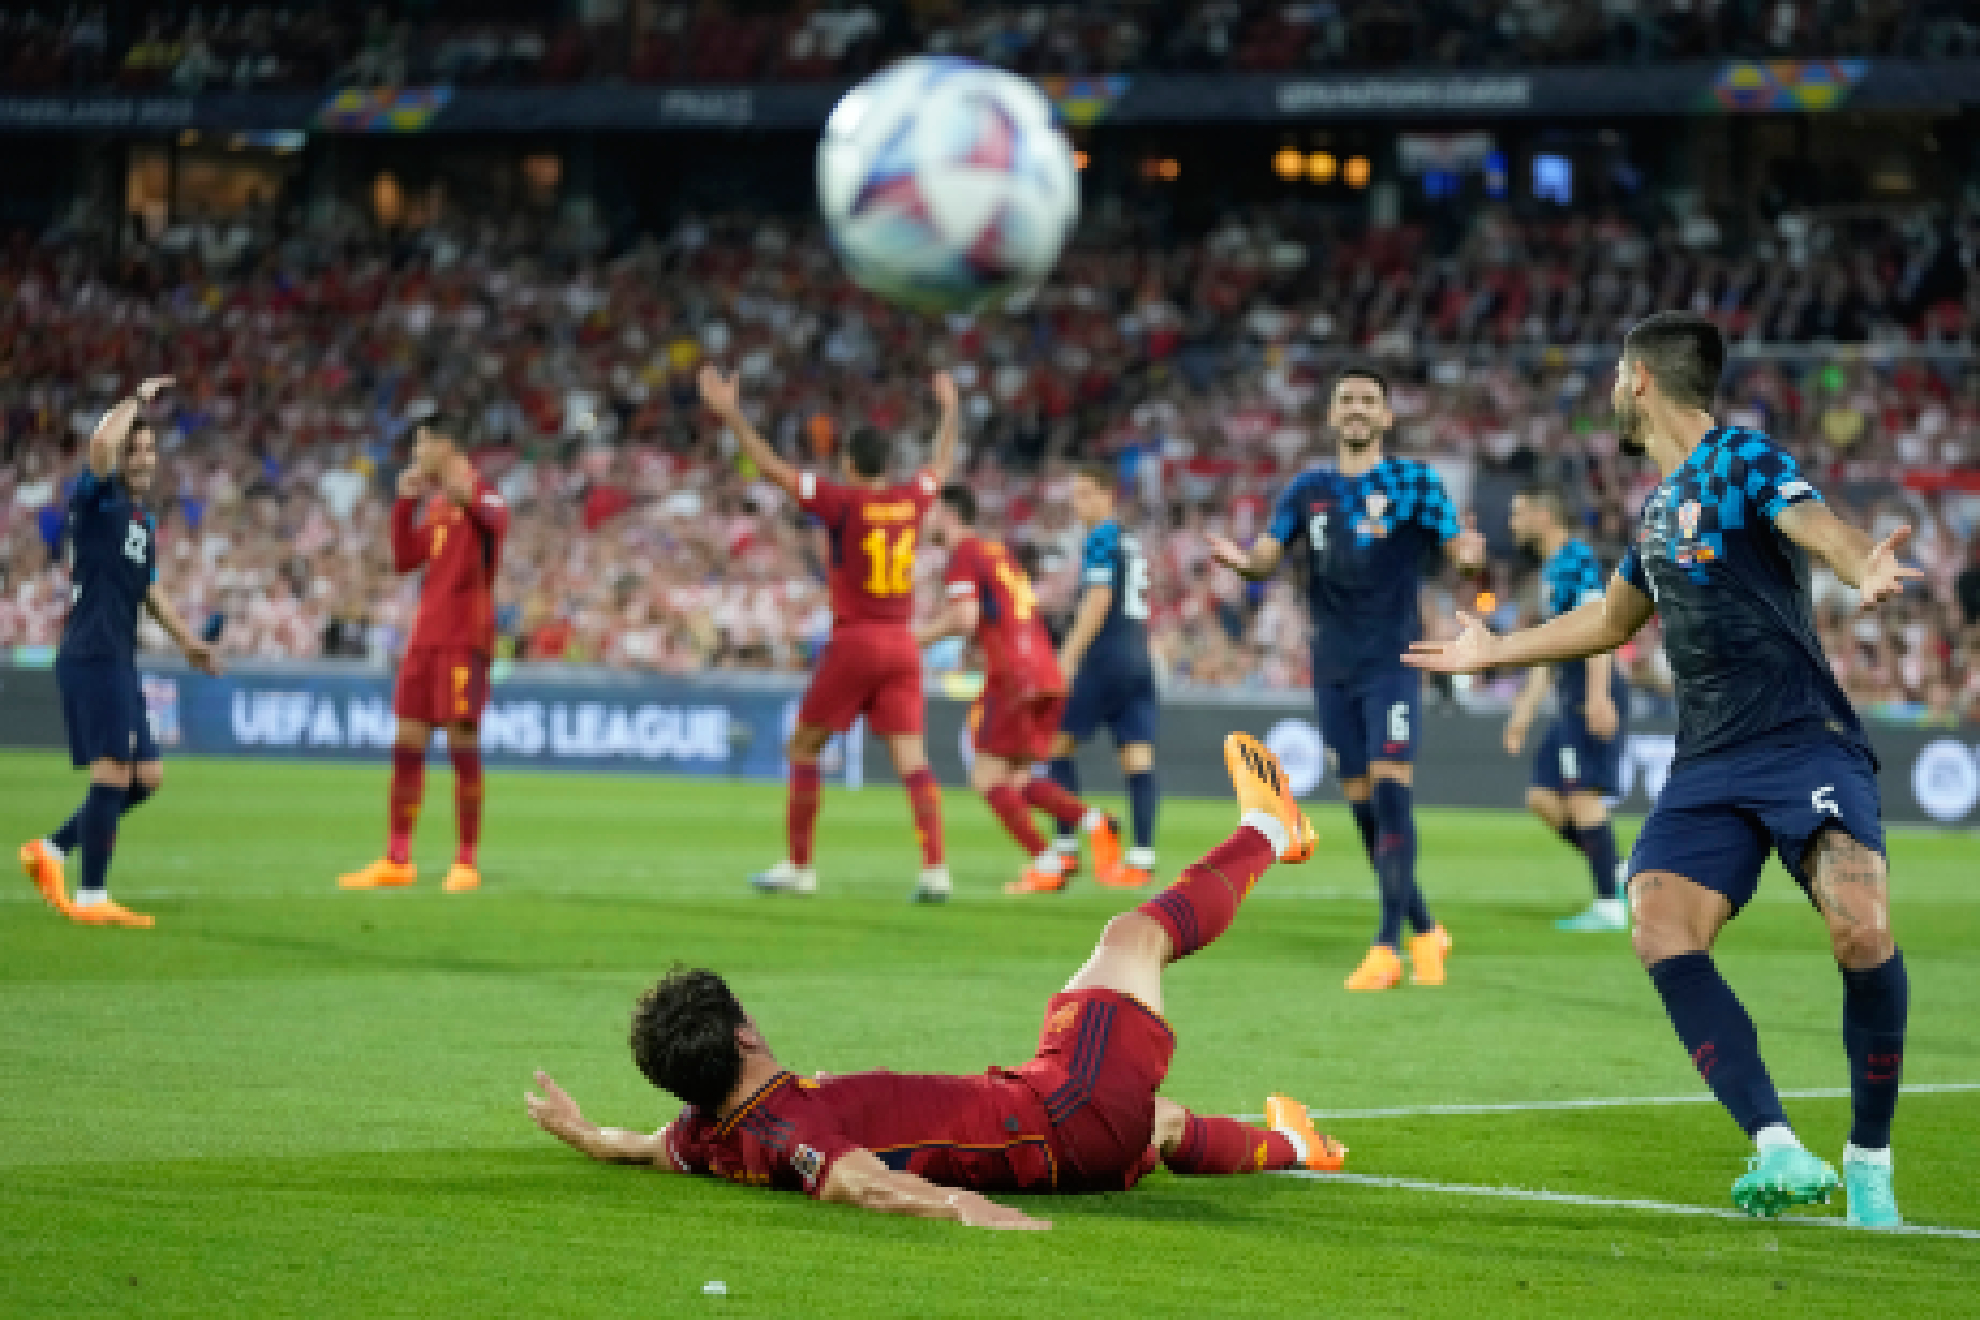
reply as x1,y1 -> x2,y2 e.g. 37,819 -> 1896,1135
1003,859 -> 1070,895
1223,732 -> 1317,862
441,863 -> 481,893
1263,1094 -> 1349,1171
68,898 -> 155,928
1408,924 -> 1452,986
19,839 -> 72,915
1086,814 -> 1125,879
1344,944 -> 1404,991
338,859 -> 417,890
1096,863 -> 1153,889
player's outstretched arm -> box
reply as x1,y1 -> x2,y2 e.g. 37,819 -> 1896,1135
819,1149 -> 1050,1230
1408,572 -> 1653,675
925,370 -> 961,483
1206,532 -> 1284,582
698,364 -> 800,499
144,585 -> 222,676
525,1071 -> 676,1169
1774,504 -> 1922,610
87,376 -> 174,478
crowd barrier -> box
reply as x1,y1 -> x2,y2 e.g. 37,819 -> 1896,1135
1,660 -> 1974,827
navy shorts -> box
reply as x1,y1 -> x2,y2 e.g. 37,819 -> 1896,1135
1532,714 -> 1626,796
56,656 -> 159,768
1626,737 -> 1884,913
1313,666 -> 1420,781
1061,657 -> 1158,747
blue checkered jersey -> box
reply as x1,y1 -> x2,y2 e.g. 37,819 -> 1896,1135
1541,538 -> 1626,711
1618,426 -> 1866,765
1267,458 -> 1461,683
1079,518 -> 1153,672
59,468 -> 157,663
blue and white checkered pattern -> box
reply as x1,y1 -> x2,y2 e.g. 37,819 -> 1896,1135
1618,426 -> 1865,766
1267,457 -> 1462,684
1077,518 -> 1153,679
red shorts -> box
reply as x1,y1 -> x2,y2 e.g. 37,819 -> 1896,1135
797,625 -> 924,736
394,648 -> 491,726
970,675 -> 1065,763
1008,988 -> 1175,1192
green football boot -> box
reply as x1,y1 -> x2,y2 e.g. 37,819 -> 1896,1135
1843,1156 -> 1903,1229
1731,1146 -> 1840,1218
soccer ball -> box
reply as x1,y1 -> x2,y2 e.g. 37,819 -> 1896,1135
817,56 -> 1079,313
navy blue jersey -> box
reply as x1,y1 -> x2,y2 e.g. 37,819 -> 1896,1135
1541,538 -> 1625,712
59,468 -> 156,664
1618,426 -> 1867,766
1078,519 -> 1152,675
1267,458 -> 1461,684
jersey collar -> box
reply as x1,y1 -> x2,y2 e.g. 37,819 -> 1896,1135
713,1070 -> 798,1138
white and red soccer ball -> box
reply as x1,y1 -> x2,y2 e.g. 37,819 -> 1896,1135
817,56 -> 1080,313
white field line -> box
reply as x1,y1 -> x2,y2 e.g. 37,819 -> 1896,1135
1273,1167 -> 1980,1240
1237,1082 -> 1980,1123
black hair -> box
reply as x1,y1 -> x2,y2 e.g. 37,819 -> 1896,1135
939,483 -> 977,524
1331,365 -> 1390,402
1622,311 -> 1725,410
847,426 -> 890,479
629,966 -> 748,1111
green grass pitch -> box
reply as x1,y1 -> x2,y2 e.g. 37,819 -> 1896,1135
2,750 -> 1976,1317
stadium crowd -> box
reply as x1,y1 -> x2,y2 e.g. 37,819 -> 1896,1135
3,203 -> 1978,724
3,0 -> 1974,94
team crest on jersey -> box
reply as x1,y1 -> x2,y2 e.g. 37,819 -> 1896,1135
791,1144 -> 824,1184
1678,500 -> 1702,539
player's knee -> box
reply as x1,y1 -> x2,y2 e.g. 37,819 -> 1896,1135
1370,761 -> 1413,787
1098,911 -> 1166,958
1828,921 -> 1895,970
1524,787 -> 1556,817
135,764 -> 164,793
1339,775 -> 1371,802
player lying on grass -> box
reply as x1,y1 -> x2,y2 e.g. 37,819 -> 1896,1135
20,377 -> 221,928
526,734 -> 1346,1228
1408,311 -> 1917,1228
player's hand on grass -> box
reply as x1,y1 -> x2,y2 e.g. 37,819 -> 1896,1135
135,376 -> 176,403
1858,525 -> 1923,610
184,640 -> 223,677
930,369 -> 959,414
1585,694 -> 1619,740
526,1070 -> 594,1147
697,364 -> 741,417
1405,610 -> 1499,674
951,1191 -> 1052,1231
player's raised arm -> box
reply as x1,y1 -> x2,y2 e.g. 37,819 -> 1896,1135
698,365 -> 800,499
1206,531 -> 1284,582
925,370 -> 961,483
818,1148 -> 1050,1230
144,585 -> 222,676
1773,505 -> 1922,610
87,376 -> 174,479
525,1071 -> 677,1169
1407,570 -> 1653,674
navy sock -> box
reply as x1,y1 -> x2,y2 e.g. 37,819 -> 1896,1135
1647,952 -> 1789,1137
1348,799 -> 1379,869
1049,757 -> 1080,842
1840,951 -> 1908,1150
76,783 -> 126,896
124,782 -> 154,814
1372,780 -> 1431,938
1126,770 -> 1159,854
1569,821 -> 1621,900
53,781 -> 152,855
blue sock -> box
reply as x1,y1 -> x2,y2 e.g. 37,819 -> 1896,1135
1841,951 -> 1908,1150
1049,757 -> 1080,843
76,783 -> 126,897
1126,771 -> 1158,857
1348,799 -> 1379,869
1647,952 -> 1789,1138
1372,780 -> 1431,939
51,781 -> 151,856
1569,821 -> 1621,900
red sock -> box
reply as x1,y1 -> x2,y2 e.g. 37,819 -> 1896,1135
387,746 -> 424,864
788,762 -> 822,867
1136,826 -> 1275,960
903,767 -> 945,866
1022,777 -> 1086,828
450,744 -> 483,866
984,784 -> 1047,857
1162,1112 -> 1300,1175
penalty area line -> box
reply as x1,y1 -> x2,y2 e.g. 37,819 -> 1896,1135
1272,1168 -> 1980,1241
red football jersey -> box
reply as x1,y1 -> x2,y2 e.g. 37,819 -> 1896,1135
943,535 -> 1062,694
390,472 -> 510,655
798,470 -> 938,628
663,1069 -> 1060,1196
